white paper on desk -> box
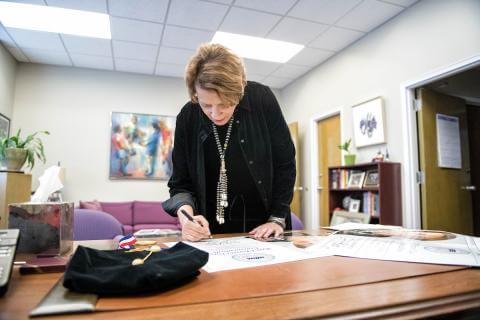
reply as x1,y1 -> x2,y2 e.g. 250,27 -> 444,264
31,166 -> 63,202
307,233 -> 480,267
165,237 -> 332,273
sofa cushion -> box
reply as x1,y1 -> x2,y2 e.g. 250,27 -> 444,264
133,224 -> 181,232
100,201 -> 133,226
123,225 -> 133,235
79,200 -> 102,211
133,201 -> 178,225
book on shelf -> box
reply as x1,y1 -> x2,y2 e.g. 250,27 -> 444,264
362,192 -> 380,217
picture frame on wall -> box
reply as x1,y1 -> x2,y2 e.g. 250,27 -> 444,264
352,97 -> 386,148
0,113 -> 10,139
109,112 -> 175,180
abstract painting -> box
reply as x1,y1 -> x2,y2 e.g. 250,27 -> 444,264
352,97 -> 386,148
110,112 -> 175,180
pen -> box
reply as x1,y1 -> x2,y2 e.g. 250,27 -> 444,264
180,209 -> 213,239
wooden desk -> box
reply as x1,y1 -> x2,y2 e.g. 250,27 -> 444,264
1,237 -> 480,319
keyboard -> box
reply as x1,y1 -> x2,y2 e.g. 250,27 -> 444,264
0,229 -> 19,297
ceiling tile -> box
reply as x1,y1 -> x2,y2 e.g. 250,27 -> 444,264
62,35 -> 111,56
0,25 -> 16,47
262,75 -> 293,89
157,46 -> 195,66
155,63 -> 185,78
162,25 -> 214,50
246,73 -> 265,82
6,28 -> 65,51
267,17 -> 328,45
167,0 -> 229,31
110,17 -> 163,45
287,47 -> 334,67
70,54 -> 113,70
108,0 -> 169,23
46,0 -> 107,13
288,0 -> 362,24
309,26 -> 364,51
207,0 -> 234,4
270,63 -> 310,78
220,7 -> 281,37
234,0 -> 297,15
113,40 -> 158,61
380,0 -> 418,8
115,58 -> 155,74
243,58 -> 280,76
22,48 -> 72,66
4,0 -> 45,5
336,0 -> 404,32
6,46 -> 29,62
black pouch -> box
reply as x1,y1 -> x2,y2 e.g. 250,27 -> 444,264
63,242 -> 208,295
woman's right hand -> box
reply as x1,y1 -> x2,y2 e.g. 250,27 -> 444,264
177,205 -> 212,242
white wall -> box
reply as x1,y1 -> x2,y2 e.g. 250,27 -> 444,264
0,44 -> 16,119
13,64 -> 188,202
280,0 -> 480,229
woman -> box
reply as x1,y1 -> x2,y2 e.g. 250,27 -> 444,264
163,44 -> 296,242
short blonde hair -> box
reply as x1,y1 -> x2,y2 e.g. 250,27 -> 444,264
185,43 -> 247,107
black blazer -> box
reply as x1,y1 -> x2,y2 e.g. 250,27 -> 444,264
162,81 -> 296,229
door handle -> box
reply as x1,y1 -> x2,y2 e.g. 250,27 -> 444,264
461,185 -> 477,191
294,186 -> 304,191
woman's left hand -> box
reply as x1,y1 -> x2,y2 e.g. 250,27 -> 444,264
249,222 -> 283,239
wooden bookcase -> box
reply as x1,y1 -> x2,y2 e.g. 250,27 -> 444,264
328,162 -> 402,226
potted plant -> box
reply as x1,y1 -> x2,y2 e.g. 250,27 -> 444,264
338,138 -> 356,166
0,129 -> 49,171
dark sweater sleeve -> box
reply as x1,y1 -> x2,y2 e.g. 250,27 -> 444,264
162,107 -> 197,216
262,86 -> 296,221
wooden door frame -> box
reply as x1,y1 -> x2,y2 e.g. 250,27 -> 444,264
400,55 -> 480,229
309,109 -> 343,229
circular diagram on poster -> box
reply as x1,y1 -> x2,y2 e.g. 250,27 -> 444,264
232,253 -> 275,263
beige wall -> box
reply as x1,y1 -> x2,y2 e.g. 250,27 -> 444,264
12,64 -> 188,202
0,44 -> 16,119
279,0 -> 480,228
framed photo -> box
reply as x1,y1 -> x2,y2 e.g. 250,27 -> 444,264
330,210 -> 371,226
0,113 -> 10,139
364,170 -> 379,187
352,97 -> 386,148
348,199 -> 361,212
347,172 -> 365,188
110,112 -> 175,180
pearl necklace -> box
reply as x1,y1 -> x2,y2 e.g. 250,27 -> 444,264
211,115 -> 234,224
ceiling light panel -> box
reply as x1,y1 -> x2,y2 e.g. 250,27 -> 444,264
0,1 -> 111,39
212,31 -> 303,63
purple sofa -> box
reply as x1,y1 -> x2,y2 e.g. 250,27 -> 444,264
78,200 -> 181,235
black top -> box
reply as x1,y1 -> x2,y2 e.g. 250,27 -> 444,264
163,81 -> 296,230
204,114 -> 267,233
